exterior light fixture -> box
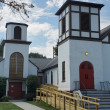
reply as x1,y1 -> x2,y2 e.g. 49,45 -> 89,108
85,52 -> 88,56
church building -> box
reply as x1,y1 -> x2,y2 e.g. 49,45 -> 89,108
0,0 -> 110,99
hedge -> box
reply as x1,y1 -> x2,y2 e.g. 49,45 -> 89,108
0,77 -> 6,99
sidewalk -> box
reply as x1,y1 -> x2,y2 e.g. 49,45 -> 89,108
10,100 -> 44,110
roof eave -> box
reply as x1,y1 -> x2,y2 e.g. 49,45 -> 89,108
56,1 -> 104,15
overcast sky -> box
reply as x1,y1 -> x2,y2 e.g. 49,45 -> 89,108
0,0 -> 110,58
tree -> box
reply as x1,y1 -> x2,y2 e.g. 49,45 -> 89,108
0,0 -> 34,20
53,43 -> 58,57
29,52 -> 46,58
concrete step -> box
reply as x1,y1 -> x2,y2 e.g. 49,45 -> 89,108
81,90 -> 110,110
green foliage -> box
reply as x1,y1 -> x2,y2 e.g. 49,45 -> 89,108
29,52 -> 46,58
0,45 -> 3,56
0,77 -> 6,99
26,75 -> 40,101
53,43 -> 58,57
25,93 -> 36,101
1,96 -> 10,102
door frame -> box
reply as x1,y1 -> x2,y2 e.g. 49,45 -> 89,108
79,61 -> 94,89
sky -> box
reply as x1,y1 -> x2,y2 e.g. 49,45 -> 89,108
0,0 -> 110,58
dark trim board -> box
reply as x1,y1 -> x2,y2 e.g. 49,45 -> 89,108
1,40 -> 31,46
58,36 -> 102,46
43,64 -> 58,72
6,22 -> 28,28
56,0 -> 104,15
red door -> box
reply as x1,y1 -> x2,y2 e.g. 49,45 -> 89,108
9,82 -> 22,99
79,61 -> 94,89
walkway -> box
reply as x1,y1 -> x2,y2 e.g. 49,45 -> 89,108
10,100 -> 44,110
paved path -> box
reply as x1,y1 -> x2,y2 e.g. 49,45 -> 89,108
10,100 -> 44,110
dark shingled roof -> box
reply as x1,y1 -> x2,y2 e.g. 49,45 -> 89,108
29,58 -> 53,72
100,25 -> 110,39
43,57 -> 58,71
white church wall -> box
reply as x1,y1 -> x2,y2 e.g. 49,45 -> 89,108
3,43 -> 29,78
102,44 -> 110,82
6,24 -> 27,41
28,61 -> 38,76
69,40 -> 103,90
45,67 -> 58,86
102,36 -> 108,42
0,60 -> 4,77
58,40 -> 71,91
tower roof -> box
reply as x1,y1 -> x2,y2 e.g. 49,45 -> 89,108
6,22 -> 28,28
56,0 -> 104,15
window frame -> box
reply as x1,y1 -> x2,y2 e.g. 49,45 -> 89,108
62,61 -> 65,82
62,17 -> 66,34
14,26 -> 22,40
80,12 -> 90,31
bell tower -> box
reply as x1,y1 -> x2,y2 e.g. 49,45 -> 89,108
56,0 -> 104,42
56,0 -> 104,91
1,22 -> 31,79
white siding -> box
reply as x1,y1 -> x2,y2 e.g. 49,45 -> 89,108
3,43 -> 29,78
7,24 -> 27,41
69,40 -> 103,90
28,61 -> 38,76
102,36 -> 108,42
46,67 -> 58,86
71,13 -> 79,29
102,44 -> 110,82
91,15 -> 99,31
58,40 -> 70,91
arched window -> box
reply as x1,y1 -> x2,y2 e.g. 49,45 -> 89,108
14,26 -> 21,40
9,52 -> 24,79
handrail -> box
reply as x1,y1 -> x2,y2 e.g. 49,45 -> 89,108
100,81 -> 110,90
74,81 -> 88,96
38,84 -> 100,109
42,84 -> 100,102
36,87 -> 100,110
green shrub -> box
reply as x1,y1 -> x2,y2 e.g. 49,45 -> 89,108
1,96 -> 10,102
25,93 -> 36,101
0,77 -> 6,99
26,75 -> 40,94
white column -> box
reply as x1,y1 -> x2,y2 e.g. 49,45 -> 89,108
6,79 -> 8,96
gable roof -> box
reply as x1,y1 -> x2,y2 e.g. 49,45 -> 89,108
29,58 -> 52,72
100,25 -> 110,40
43,57 -> 58,71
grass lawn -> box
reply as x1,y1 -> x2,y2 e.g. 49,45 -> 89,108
27,101 -> 60,110
0,102 -> 23,110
